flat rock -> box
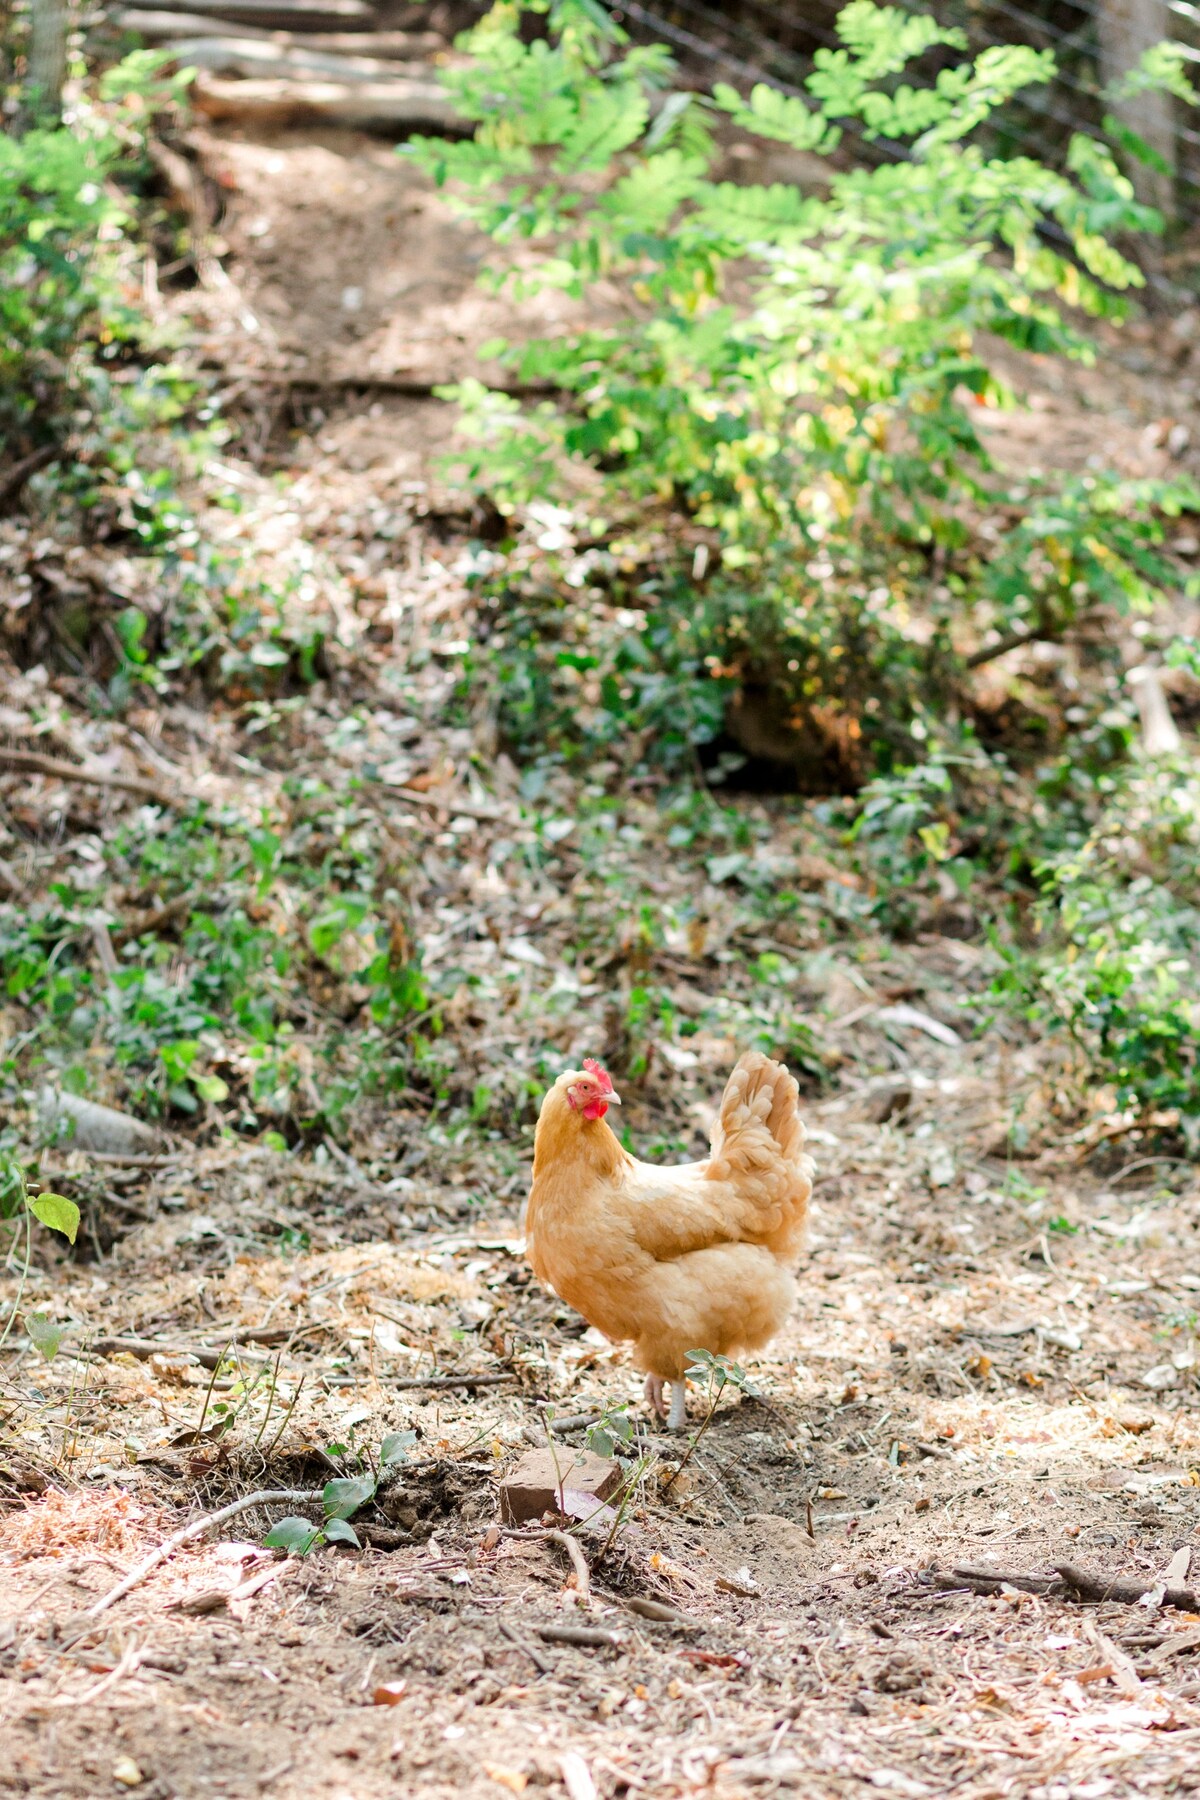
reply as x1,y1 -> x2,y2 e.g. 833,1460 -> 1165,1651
499,1447 -> 622,1526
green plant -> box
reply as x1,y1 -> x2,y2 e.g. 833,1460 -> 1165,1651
409,0 -> 1196,776
662,1350 -> 756,1493
264,1430 -> 416,1555
992,752 -> 1200,1134
0,1139 -> 79,1352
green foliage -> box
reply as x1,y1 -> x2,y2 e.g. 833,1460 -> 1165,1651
409,0 -> 1194,780
992,753 -> 1200,1130
0,56 -> 190,457
264,1430 -> 415,1556
0,800 -> 429,1137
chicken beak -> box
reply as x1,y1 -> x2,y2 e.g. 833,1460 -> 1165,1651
605,1090 -> 622,1106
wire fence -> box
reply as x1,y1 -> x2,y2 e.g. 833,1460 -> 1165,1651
609,0 -> 1200,232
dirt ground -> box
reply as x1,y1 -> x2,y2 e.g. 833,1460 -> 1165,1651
4,97 -> 1200,1800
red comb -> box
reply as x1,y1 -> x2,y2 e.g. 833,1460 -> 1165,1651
582,1058 -> 614,1094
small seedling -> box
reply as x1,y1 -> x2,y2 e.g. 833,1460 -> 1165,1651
263,1430 -> 416,1556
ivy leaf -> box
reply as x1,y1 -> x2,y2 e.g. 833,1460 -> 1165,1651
25,1311 -> 63,1360
322,1517 -> 362,1549
380,1430 -> 417,1469
28,1192 -> 80,1244
322,1475 -> 377,1521
264,1517 -> 323,1556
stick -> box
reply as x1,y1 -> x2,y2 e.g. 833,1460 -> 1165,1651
497,1617 -> 552,1675
48,1148 -> 183,1167
115,13 -> 447,56
1055,1561 -> 1200,1611
545,1528 -> 591,1603
191,71 -> 466,133
387,1372 -> 518,1391
90,1334 -> 273,1370
0,444 -> 59,508
535,1623 -> 622,1648
0,748 -> 178,807
88,1488 -> 324,1617
935,1566 -> 1059,1597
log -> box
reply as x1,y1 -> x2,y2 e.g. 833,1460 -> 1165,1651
191,70 -> 464,133
1055,1561 -> 1200,1612
38,1088 -> 168,1157
124,0 -> 375,24
163,34 -> 432,82
114,11 -> 447,57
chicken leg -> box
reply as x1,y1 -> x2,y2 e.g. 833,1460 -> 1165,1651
645,1374 -> 688,1432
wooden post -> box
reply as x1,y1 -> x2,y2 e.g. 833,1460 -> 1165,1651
1098,0 -> 1175,219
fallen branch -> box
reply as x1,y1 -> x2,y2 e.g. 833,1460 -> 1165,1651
192,71 -> 465,134
535,1623 -> 622,1648
933,1565 -> 1059,1597
128,0 -> 373,21
545,1528 -> 591,1603
163,34 -> 432,80
388,1371 -> 519,1391
0,444 -> 60,509
0,747 -> 179,807
116,11 -> 447,56
88,1488 -> 324,1617
966,625 -> 1062,669
90,1334 -> 274,1369
498,1617 -> 552,1674
1055,1561 -> 1200,1611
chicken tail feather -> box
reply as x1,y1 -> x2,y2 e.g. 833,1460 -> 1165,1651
706,1051 -> 812,1251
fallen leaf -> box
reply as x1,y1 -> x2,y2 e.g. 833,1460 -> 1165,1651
484,1764 -> 528,1793
559,1751 -> 597,1800
373,1682 -> 407,1706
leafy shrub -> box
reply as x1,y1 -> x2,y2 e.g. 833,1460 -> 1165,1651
992,751 -> 1200,1132
411,0 -> 1195,779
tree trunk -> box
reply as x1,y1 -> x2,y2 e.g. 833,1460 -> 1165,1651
26,0 -> 69,123
1098,0 -> 1175,219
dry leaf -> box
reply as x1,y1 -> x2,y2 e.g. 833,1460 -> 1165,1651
372,1681 -> 408,1706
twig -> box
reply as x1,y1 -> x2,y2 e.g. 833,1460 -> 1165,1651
965,624 -> 1063,669
89,1334 -> 272,1370
0,444 -> 59,508
265,1372 -> 305,1459
87,1488 -> 325,1617
497,1617 -> 552,1674
545,1528 -> 591,1604
49,1638 -> 142,1706
661,1372 -> 725,1496
49,1149 -> 184,1168
535,1623 -> 623,1648
932,1565 -> 1058,1597
388,1371 -> 519,1391
0,747 -> 179,807
387,785 -> 511,825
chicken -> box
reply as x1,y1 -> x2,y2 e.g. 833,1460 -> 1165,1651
524,1053 -> 813,1430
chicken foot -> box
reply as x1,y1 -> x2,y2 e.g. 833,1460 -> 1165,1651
644,1374 -> 688,1432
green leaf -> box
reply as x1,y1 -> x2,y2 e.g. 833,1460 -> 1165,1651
25,1311 -> 63,1360
192,1073 -> 229,1104
28,1192 -> 80,1244
322,1517 -> 362,1548
380,1430 -> 417,1469
264,1517 -> 323,1555
555,85 -> 648,173
322,1474 -> 376,1521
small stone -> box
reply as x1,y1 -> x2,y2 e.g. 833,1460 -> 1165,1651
112,1757 -> 143,1788
498,1447 -> 623,1526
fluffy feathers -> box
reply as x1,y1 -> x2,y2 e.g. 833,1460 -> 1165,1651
524,1052 -> 813,1424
